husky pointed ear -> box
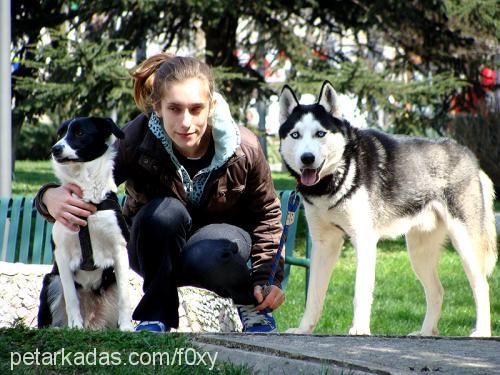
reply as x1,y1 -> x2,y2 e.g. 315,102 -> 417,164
318,80 -> 341,117
279,85 -> 299,124
104,118 -> 125,139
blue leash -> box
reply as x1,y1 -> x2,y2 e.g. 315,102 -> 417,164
262,189 -> 301,299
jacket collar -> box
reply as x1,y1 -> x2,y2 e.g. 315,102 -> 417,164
147,108 -> 240,172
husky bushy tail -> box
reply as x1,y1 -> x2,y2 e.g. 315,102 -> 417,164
479,170 -> 498,276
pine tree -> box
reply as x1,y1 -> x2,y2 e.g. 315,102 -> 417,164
12,0 -> 498,173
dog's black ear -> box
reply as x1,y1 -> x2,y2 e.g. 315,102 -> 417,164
104,118 -> 125,139
318,80 -> 341,118
279,85 -> 299,124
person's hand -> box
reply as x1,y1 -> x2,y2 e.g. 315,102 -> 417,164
42,183 -> 96,232
254,285 -> 285,311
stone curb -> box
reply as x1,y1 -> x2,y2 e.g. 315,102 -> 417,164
196,341 -> 373,375
193,334 -> 380,374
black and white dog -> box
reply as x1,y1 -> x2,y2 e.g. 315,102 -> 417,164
38,117 -> 133,330
279,81 -> 497,337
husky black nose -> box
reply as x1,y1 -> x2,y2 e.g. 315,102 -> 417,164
301,152 -> 315,165
52,144 -> 64,157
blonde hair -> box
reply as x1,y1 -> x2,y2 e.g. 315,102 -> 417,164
131,52 -> 215,114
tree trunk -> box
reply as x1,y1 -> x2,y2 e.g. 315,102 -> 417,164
202,10 -> 239,68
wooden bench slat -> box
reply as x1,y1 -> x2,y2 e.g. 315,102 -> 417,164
6,197 -> 23,262
0,198 -> 9,260
305,230 -> 312,302
42,222 -> 53,264
19,197 -> 34,263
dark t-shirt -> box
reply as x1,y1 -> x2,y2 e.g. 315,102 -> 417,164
172,138 -> 215,178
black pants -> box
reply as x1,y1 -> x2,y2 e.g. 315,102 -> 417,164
127,197 -> 256,328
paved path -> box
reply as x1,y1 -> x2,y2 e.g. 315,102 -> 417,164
192,333 -> 500,374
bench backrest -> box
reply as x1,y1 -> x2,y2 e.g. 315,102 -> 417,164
0,197 -> 54,264
0,192 -> 310,295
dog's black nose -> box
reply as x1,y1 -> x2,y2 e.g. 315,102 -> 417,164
52,144 -> 64,157
301,152 -> 315,165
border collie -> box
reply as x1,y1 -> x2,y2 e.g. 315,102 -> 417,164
38,117 -> 133,330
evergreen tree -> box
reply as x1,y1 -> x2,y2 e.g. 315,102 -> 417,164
12,1 -> 499,164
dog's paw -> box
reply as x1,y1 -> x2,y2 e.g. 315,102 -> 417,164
348,326 -> 371,335
470,329 -> 491,338
407,331 -> 422,337
408,328 -> 438,337
286,327 -> 310,334
119,322 -> 134,332
67,317 -> 84,329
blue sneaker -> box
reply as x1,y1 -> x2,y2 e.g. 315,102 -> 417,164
135,321 -> 169,332
237,305 -> 276,333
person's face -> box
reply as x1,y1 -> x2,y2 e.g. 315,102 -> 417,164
156,77 -> 214,158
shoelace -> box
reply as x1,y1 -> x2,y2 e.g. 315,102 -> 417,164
238,305 -> 272,327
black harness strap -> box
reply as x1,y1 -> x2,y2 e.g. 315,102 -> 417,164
78,192 -> 129,271
78,225 -> 96,271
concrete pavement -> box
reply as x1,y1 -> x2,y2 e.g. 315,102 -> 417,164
192,333 -> 500,374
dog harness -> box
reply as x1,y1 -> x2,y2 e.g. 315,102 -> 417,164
78,192 -> 129,271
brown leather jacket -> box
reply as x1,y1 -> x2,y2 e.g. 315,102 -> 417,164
37,113 -> 284,288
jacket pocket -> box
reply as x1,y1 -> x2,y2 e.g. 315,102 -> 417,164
217,185 -> 244,198
208,185 -> 245,213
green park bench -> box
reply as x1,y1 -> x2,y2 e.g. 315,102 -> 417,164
0,191 -> 311,298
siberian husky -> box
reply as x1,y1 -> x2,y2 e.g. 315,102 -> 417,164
37,117 -> 133,330
279,81 -> 497,337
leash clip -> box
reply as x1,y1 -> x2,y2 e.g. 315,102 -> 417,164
285,190 -> 300,226
261,284 -> 273,299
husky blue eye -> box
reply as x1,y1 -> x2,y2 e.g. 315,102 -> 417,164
290,131 -> 300,139
316,131 -> 326,138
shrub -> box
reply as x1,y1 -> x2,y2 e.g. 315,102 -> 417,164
17,121 -> 57,160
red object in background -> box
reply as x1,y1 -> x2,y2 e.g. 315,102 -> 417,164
313,48 -> 328,60
451,66 -> 496,115
480,67 -> 496,90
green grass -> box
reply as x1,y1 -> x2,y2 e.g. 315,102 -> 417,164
0,327 -> 250,374
276,239 -> 500,336
12,160 -> 56,196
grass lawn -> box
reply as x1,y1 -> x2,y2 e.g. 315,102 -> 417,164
0,327 -> 250,374
12,161 -> 56,196
8,160 -> 500,337
276,239 -> 500,336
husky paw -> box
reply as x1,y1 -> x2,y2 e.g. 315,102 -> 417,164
348,326 -> 371,335
470,329 -> 491,338
408,328 -> 438,337
286,327 -> 310,334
